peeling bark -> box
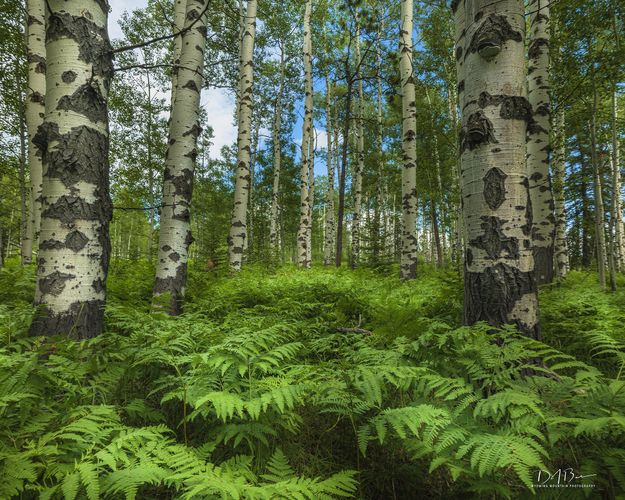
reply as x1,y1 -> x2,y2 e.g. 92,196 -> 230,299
400,0 -> 418,280
30,0 -> 112,339
458,0 -> 540,339
527,0 -> 555,285
153,0 -> 208,314
228,0 -> 257,271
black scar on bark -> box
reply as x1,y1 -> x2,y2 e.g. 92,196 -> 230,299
466,248 -> 474,267
184,230 -> 194,247
162,245 -> 172,252
182,80 -> 199,93
57,83 -> 107,123
28,53 -> 46,73
61,70 -> 77,83
39,270 -> 75,296
478,92 -> 532,122
464,263 -> 540,340
46,12 -> 113,79
468,14 -> 522,60
169,252 -> 181,262
39,239 -> 65,250
30,91 -> 45,104
528,38 -> 549,59
42,196 -> 101,226
483,167 -> 507,210
451,0 -> 461,13
521,177 -> 533,237
457,80 -> 465,94
29,299 -> 106,339
460,111 -> 497,152
455,46 -> 463,61
172,208 -> 190,222
34,124 -> 108,188
153,262 -> 188,316
182,123 -> 202,138
27,15 -> 43,26
164,168 -> 193,198
469,216 -> 519,259
65,230 -> 89,252
535,103 -> 550,117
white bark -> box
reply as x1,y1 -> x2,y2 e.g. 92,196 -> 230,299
552,108 -> 569,277
612,89 -> 624,270
31,0 -> 113,338
400,0 -> 418,279
269,45 -> 285,257
459,0 -> 540,338
228,0 -> 258,271
323,77 -> 336,265
297,0 -> 313,268
154,0 -> 208,313
23,0 -> 47,264
527,0 -> 555,284
352,18 -> 364,269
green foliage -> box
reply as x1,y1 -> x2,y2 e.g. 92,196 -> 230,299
0,263 -> 624,498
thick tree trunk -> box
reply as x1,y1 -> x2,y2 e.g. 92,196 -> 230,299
153,0 -> 208,314
552,108 -> 569,277
352,20 -> 364,269
612,88 -> 624,270
29,0 -> 113,338
297,0 -> 313,268
527,0 -> 555,285
269,44 -> 285,257
228,0 -> 258,271
323,77 -> 336,265
23,0 -> 47,265
400,0 -> 418,279
456,0 -> 540,339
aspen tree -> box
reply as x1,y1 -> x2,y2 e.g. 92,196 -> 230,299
527,0 -> 555,284
153,0 -> 208,314
399,0 -> 418,280
228,0 -> 258,271
552,108 -> 569,277
297,0 -> 313,268
269,43 -> 286,256
352,17 -> 364,269
455,0 -> 540,338
23,0 -> 47,264
323,77 -> 336,265
30,0 -> 113,337
612,89 -> 624,270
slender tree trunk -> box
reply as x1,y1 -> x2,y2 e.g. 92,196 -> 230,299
18,93 -> 28,265
324,77 -> 336,265
336,76 -> 352,267
457,0 -> 540,339
30,0 -> 113,338
552,108 -> 569,277
269,44 -> 285,257
228,0 -> 258,271
23,0 -> 47,265
590,82 -> 606,288
307,133 -> 316,264
246,118 -> 261,256
297,0 -> 314,268
373,20 -> 385,264
399,0 -> 418,279
612,87 -> 624,270
527,0 -> 555,285
153,0 -> 208,313
352,18 -> 364,269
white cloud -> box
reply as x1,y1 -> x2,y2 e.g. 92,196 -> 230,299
201,88 -> 237,159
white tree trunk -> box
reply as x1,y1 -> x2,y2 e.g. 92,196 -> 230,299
30,0 -> 113,338
352,19 -> 364,269
153,0 -> 208,313
527,0 -> 555,285
269,44 -> 285,257
612,88 -> 624,270
323,77 -> 336,265
457,0 -> 540,338
297,0 -> 313,268
400,0 -> 418,279
228,0 -> 258,271
307,132 -> 316,264
23,0 -> 47,265
552,108 -> 569,277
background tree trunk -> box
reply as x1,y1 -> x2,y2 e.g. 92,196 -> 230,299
352,19 -> 364,269
30,0 -> 113,338
527,0 -> 555,285
228,0 -> 258,271
552,108 -> 569,277
23,0 -> 47,265
458,0 -> 540,339
399,0 -> 418,280
153,0 -> 208,314
323,77 -> 336,265
297,0 -> 313,268
269,43 -> 285,257
612,88 -> 624,270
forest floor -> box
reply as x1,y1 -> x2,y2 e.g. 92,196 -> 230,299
1,260 -> 624,498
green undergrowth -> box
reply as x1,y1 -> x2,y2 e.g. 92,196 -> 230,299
1,260 -> 624,499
